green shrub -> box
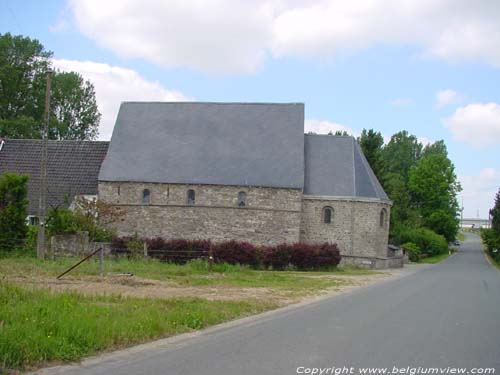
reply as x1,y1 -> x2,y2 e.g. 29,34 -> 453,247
0,172 -> 29,251
392,226 -> 448,256
402,242 -> 420,262
481,228 -> 500,262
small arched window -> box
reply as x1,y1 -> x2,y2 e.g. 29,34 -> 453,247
380,208 -> 387,227
187,189 -> 195,206
323,207 -> 333,224
238,191 -> 247,207
142,189 -> 151,205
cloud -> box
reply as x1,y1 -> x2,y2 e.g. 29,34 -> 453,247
68,0 -> 275,74
459,168 -> 500,218
52,59 -> 190,140
65,0 -> 500,74
436,89 -> 462,108
305,119 -> 357,136
390,98 -> 414,107
442,102 -> 500,147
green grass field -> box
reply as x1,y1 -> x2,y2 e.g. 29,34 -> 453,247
0,255 -> 377,372
0,281 -> 277,372
0,255 -> 373,291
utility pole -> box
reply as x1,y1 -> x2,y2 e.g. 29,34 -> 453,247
37,69 -> 53,259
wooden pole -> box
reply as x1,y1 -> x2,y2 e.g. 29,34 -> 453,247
37,69 -> 53,259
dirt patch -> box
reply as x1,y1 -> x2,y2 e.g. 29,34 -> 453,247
5,271 -> 393,306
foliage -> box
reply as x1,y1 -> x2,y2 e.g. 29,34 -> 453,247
111,237 -> 341,270
0,172 -> 29,251
408,153 -> 461,241
45,200 -> 117,242
381,131 -> 422,183
490,188 -> 500,234
0,282 -> 275,372
212,240 -> 259,267
401,242 -> 420,262
0,32 -> 101,140
481,228 -> 500,262
391,226 -> 448,256
358,129 -> 384,177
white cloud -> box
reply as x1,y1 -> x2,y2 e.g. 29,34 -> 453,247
390,98 -> 414,107
305,119 -> 357,136
459,168 -> 500,218
436,89 -> 461,108
61,0 -> 500,73
68,0 -> 275,74
442,102 -> 500,147
52,59 -> 190,140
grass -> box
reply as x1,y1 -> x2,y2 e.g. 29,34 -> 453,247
0,281 -> 277,372
0,254 -> 376,372
0,255 -> 372,293
419,252 -> 452,264
457,232 -> 467,242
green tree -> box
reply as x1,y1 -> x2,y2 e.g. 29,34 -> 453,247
422,140 -> 448,157
0,172 -> 29,251
490,188 -> 500,234
49,72 -> 100,140
381,130 -> 422,183
0,33 -> 101,140
408,153 -> 461,241
358,128 -> 384,177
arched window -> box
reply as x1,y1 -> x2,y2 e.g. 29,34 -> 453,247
380,208 -> 387,227
323,206 -> 333,224
238,191 -> 247,207
142,189 -> 151,205
187,189 -> 195,205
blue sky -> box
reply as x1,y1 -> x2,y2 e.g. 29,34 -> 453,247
2,0 -> 500,218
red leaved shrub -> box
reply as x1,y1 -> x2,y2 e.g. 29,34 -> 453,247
212,240 -> 258,266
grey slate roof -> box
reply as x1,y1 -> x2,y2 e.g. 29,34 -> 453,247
304,135 -> 389,201
0,139 -> 109,215
99,102 -> 305,189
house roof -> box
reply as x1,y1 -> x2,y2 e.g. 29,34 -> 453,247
0,139 -> 109,215
304,135 -> 389,201
99,102 -> 305,189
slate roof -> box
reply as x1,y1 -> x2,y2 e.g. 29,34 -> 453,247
0,139 -> 109,215
99,102 -> 305,189
304,135 -> 389,201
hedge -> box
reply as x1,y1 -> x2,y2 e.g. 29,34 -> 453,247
110,237 -> 341,270
481,228 -> 500,262
391,227 -> 448,256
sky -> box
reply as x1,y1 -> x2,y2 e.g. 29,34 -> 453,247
1,0 -> 499,218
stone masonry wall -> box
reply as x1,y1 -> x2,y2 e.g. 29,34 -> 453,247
99,182 -> 302,245
300,197 -> 391,258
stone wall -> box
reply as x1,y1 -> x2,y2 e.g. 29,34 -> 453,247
50,231 -> 89,256
99,182 -> 303,245
300,196 -> 391,258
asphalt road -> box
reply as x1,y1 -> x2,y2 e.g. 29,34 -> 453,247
39,233 -> 500,375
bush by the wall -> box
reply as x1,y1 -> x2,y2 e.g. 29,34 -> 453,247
262,244 -> 293,270
110,237 -> 341,270
391,227 -> 448,256
212,240 -> 258,266
401,242 -> 420,262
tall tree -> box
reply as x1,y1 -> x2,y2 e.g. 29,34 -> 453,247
422,140 -> 448,157
50,72 -> 100,140
0,33 -> 100,140
408,153 -> 461,241
490,188 -> 500,234
358,129 -> 384,178
381,130 -> 422,183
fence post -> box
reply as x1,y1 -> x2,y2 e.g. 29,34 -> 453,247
208,244 -> 213,273
143,242 -> 148,259
99,247 -> 104,277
